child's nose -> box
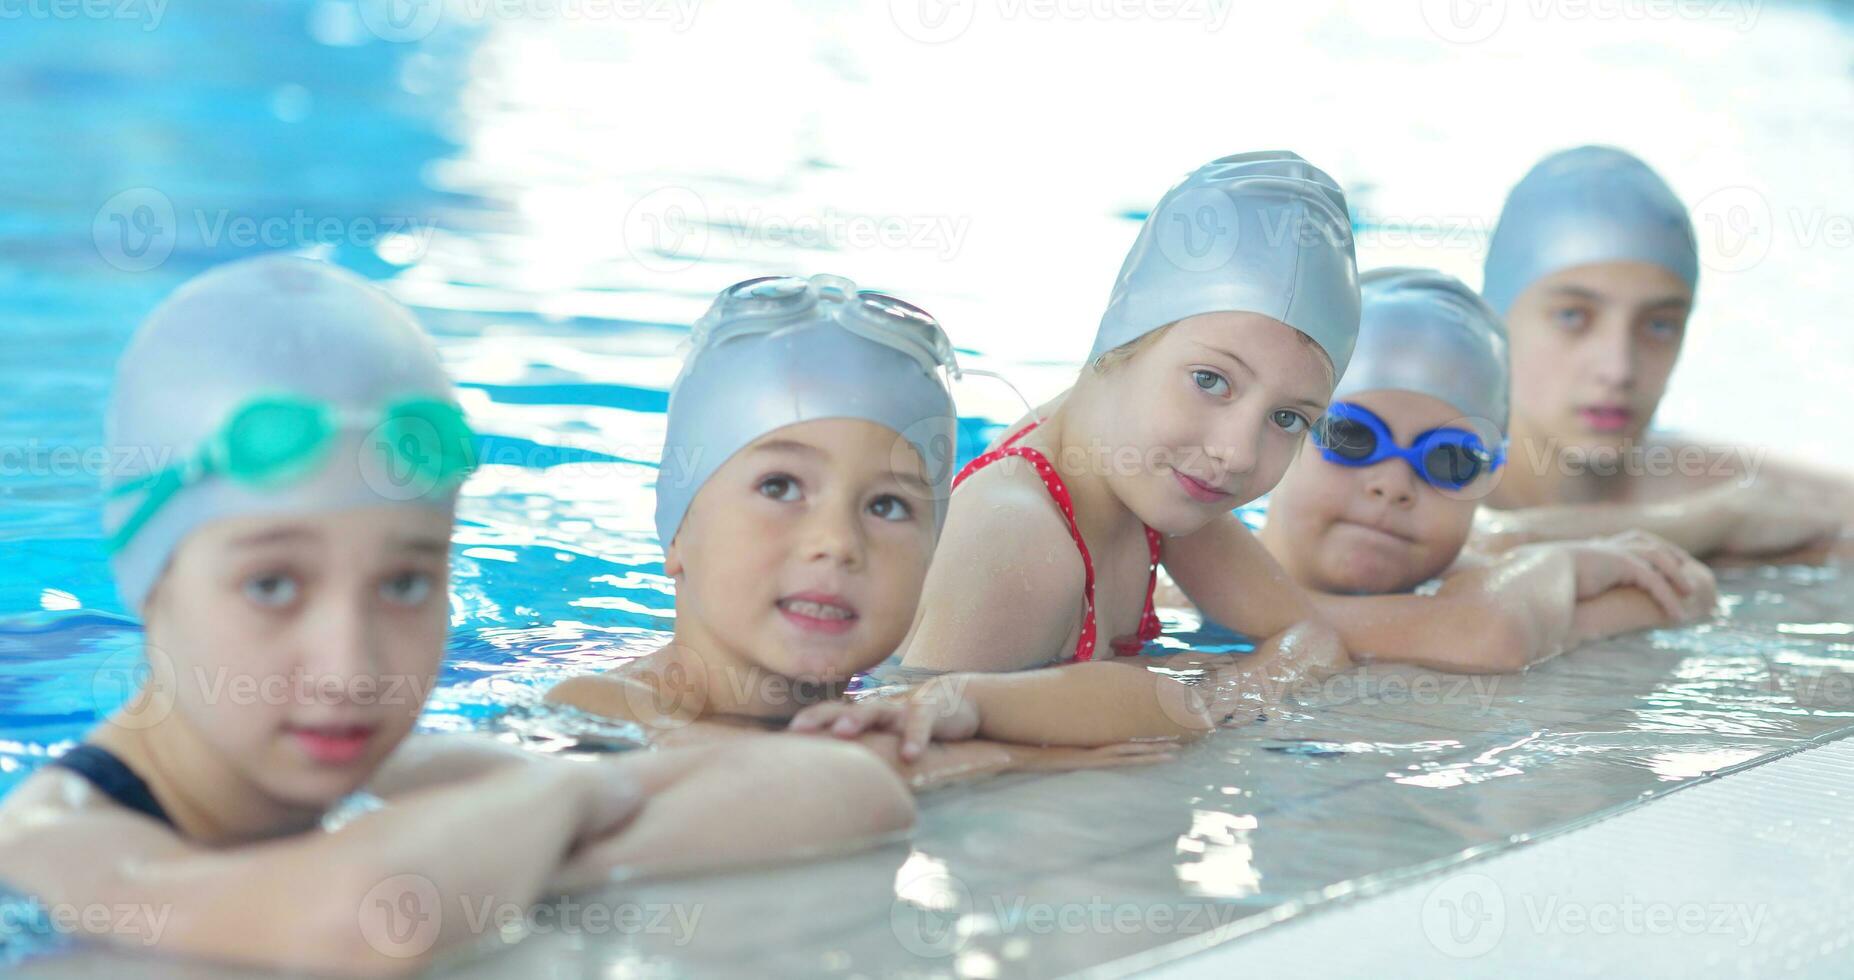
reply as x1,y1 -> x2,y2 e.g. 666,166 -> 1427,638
802,504 -> 865,569
1363,464 -> 1417,508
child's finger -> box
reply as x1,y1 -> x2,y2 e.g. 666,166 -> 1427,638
1638,543 -> 1694,594
831,711 -> 879,737
787,703 -> 844,732
900,706 -> 938,761
1624,554 -> 1684,619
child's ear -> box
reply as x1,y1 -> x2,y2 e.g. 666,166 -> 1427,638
662,533 -> 684,579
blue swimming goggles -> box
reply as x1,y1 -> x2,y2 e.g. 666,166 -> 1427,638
1311,401 -> 1504,491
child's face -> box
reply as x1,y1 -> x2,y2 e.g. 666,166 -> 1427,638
1264,390 -> 1482,594
665,418 -> 939,685
1505,261 -> 1690,449
141,504 -> 454,807
1101,312 -> 1333,535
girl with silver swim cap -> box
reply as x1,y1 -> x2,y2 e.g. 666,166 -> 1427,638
1479,145 -> 1847,563
0,256 -> 914,974
789,152 -> 1365,736
550,274 -> 1202,777
1252,268 -> 1715,673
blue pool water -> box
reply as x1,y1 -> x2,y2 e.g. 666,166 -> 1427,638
3,3 -> 1854,974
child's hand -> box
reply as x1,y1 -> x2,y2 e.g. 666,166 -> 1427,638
1566,530 -> 1707,619
1720,483 -> 1841,557
787,676 -> 981,761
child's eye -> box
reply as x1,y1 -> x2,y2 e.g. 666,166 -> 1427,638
1552,307 -> 1590,331
1643,317 -> 1682,340
243,572 -> 299,609
1271,410 -> 1310,435
758,474 -> 802,502
868,494 -> 914,523
1191,369 -> 1231,397
381,571 -> 433,606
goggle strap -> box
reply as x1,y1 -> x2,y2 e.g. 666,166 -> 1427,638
955,366 -> 1036,421
105,466 -> 185,555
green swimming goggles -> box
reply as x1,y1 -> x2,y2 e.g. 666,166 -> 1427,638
106,394 -> 477,554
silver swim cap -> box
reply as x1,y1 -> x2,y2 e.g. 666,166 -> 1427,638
653,274 -> 960,547
105,256 -> 465,615
1335,267 -> 1510,432
1482,145 -> 1698,315
1092,151 -> 1361,378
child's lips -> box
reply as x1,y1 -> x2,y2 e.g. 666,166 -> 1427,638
1578,405 -> 1634,432
285,723 -> 377,765
1172,467 -> 1232,503
776,594 -> 859,635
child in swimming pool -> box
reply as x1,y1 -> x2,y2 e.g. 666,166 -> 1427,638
786,152 -> 1363,742
1254,267 -> 1716,673
0,257 -> 913,975
1473,146 -> 1850,563
546,274 -> 1205,779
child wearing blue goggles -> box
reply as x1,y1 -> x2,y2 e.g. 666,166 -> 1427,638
1244,269 -> 1718,674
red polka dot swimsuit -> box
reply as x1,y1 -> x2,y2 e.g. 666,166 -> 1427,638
951,419 -> 1164,663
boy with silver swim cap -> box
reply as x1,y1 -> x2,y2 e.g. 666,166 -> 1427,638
552,273 -> 1192,781
1255,267 -> 1715,673
1476,145 -> 1848,562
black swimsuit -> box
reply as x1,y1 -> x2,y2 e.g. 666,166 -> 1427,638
45,745 -> 175,829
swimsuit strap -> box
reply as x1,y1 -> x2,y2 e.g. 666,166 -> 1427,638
46,744 -> 175,829
952,419 -> 1164,662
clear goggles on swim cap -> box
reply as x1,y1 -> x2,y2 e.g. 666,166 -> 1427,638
106,394 -> 477,554
693,274 -> 962,380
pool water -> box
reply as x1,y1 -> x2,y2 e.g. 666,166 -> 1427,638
2,1 -> 1853,975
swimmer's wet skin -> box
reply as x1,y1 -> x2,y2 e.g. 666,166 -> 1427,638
1257,268 -> 1717,673
546,274 -> 1192,788
1473,145 -> 1850,562
0,257 -> 914,976
868,151 -> 1358,717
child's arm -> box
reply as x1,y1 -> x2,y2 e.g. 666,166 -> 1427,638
547,739 -> 914,890
0,756 -> 642,976
1321,531 -> 1710,673
788,662 -> 1214,757
1476,479 -> 1841,561
1160,510 -> 1354,684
